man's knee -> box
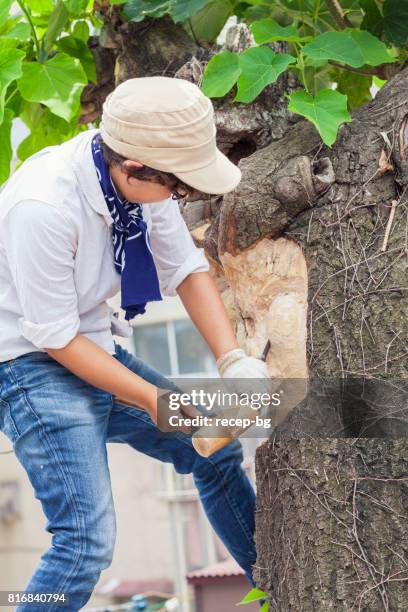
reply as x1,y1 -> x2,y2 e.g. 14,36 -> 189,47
88,522 -> 117,569
192,439 -> 244,480
53,511 -> 117,572
170,436 -> 244,478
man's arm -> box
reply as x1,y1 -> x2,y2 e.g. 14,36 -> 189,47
176,271 -> 239,361
145,197 -> 239,360
45,334 -> 158,419
2,200 -> 158,419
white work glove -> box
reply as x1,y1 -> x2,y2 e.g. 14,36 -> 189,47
216,348 -> 270,379
216,348 -> 277,422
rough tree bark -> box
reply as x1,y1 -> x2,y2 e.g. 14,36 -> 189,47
249,73 -> 408,610
83,15 -> 408,611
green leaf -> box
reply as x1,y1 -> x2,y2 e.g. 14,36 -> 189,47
64,0 -> 88,14
242,4 -> 272,23
2,21 -> 32,42
360,0 -> 383,38
361,0 -> 408,46
31,14 -> 53,28
4,84 -> 23,115
71,20 -> 90,41
169,0 -> 209,23
350,30 -> 395,65
234,46 -> 296,103
288,88 -> 352,146
237,587 -> 267,605
26,0 -> 54,13
42,0 -> 70,53
17,52 -> 87,121
121,0 -> 144,21
303,56 -> 329,69
0,18 -> 11,36
17,121 -> 62,160
333,69 -> 372,109
373,75 -> 386,89
383,0 -> 408,46
122,0 -> 170,22
0,107 -> 14,185
302,30 -> 395,68
57,35 -> 96,81
251,18 -> 311,43
0,37 -> 19,51
304,62 -> 331,94
189,0 -> 233,42
19,100 -> 44,129
260,602 -> 269,611
0,44 -> 24,124
17,107 -> 73,160
0,0 -> 13,24
201,51 -> 241,97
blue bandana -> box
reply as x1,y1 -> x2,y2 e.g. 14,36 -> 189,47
91,134 -> 162,321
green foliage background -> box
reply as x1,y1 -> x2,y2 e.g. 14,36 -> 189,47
0,0 -> 407,184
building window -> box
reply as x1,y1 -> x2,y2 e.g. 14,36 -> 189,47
133,319 -> 217,376
133,321 -> 171,375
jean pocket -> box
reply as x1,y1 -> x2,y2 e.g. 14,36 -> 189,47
0,399 -> 20,445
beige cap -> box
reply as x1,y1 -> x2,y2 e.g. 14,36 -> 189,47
100,76 -> 241,195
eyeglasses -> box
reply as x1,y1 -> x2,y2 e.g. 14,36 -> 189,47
170,183 -> 191,200
171,190 -> 186,200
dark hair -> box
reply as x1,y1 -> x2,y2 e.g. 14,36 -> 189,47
97,133 -> 193,199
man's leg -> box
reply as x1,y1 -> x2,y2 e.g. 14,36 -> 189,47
0,353 -> 116,611
109,343 -> 257,586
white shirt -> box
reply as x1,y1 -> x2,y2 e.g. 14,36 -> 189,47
0,129 -> 209,362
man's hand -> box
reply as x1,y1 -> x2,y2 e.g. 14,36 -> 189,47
216,348 -> 270,379
216,348 -> 280,421
116,389 -> 203,434
156,390 -> 204,434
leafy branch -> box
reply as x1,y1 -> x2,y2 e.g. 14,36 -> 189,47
201,19 -> 398,145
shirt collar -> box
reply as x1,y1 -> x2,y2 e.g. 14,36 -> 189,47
60,128 -> 114,227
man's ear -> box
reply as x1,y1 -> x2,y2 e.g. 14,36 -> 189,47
122,159 -> 144,174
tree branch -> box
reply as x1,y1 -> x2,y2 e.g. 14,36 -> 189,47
329,60 -> 403,80
325,0 -> 352,29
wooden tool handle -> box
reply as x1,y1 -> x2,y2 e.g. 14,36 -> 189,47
192,435 -> 234,457
116,394 -> 235,455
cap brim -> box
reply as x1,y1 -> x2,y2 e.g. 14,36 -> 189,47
173,148 -> 242,195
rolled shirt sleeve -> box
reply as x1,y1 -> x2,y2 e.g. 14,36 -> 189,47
1,199 -> 80,349
146,197 -> 210,297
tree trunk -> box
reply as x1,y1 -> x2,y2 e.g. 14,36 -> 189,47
249,68 -> 408,608
213,64 -> 408,610
86,16 -> 408,610
254,438 -> 408,611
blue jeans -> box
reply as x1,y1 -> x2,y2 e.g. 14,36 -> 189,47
0,342 -> 257,611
